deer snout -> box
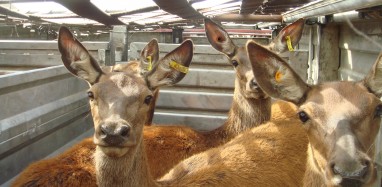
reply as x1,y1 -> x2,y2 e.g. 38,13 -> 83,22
249,78 -> 259,90
99,122 -> 131,146
329,158 -> 372,184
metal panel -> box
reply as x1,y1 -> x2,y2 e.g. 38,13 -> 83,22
0,41 -> 109,71
156,89 -> 233,111
0,65 -> 92,184
177,68 -> 234,89
338,21 -> 382,81
154,109 -> 227,132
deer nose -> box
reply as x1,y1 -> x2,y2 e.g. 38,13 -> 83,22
249,78 -> 259,89
331,160 -> 370,179
99,123 -> 130,146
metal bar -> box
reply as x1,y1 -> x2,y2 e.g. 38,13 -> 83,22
282,0 -> 382,22
212,14 -> 282,22
332,11 -> 362,22
182,28 -> 272,35
256,22 -> 282,28
307,26 -> 314,84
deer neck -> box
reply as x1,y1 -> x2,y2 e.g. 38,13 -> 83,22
94,137 -> 158,187
303,143 -> 326,187
215,79 -> 272,139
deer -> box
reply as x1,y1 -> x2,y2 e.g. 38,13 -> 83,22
11,38 -> 163,187
12,18 -> 305,187
55,26 -> 197,187
140,18 -> 305,179
246,40 -> 381,186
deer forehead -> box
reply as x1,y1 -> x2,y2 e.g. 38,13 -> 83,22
303,82 -> 378,129
95,73 -> 150,102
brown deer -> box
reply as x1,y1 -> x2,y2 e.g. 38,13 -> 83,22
143,18 -> 305,178
55,26 -> 197,187
11,38 -> 162,187
12,19 -> 305,187
245,41 -> 380,186
200,18 -> 305,137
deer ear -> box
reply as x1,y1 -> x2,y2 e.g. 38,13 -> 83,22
146,40 -> 193,89
140,38 -> 160,73
363,52 -> 382,97
58,26 -> 103,84
204,18 -> 237,56
270,18 -> 305,53
247,41 -> 309,105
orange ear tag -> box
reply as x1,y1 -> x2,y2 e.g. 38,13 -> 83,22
286,36 -> 294,52
275,71 -> 283,82
146,56 -> 152,71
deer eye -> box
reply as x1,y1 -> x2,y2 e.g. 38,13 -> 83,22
375,105 -> 382,118
232,60 -> 239,67
298,111 -> 310,123
144,95 -> 153,105
87,91 -> 94,100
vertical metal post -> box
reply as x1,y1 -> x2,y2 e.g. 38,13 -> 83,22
312,24 -> 321,84
108,25 -> 128,65
172,28 -> 184,44
307,26 -> 314,85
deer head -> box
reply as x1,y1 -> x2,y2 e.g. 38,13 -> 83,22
58,26 -> 193,158
204,18 -> 304,99
247,41 -> 381,186
103,38 -> 160,126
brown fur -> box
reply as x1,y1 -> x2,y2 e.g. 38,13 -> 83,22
11,138 -> 97,187
159,101 -> 308,187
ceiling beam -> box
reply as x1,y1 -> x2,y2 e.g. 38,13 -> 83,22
0,6 -> 29,19
111,6 -> 159,17
153,0 -> 204,19
240,0 -> 263,14
53,0 -> 125,26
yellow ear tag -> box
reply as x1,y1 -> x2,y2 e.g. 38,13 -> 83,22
169,60 -> 189,74
275,71 -> 283,82
286,36 -> 294,52
146,56 -> 152,71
